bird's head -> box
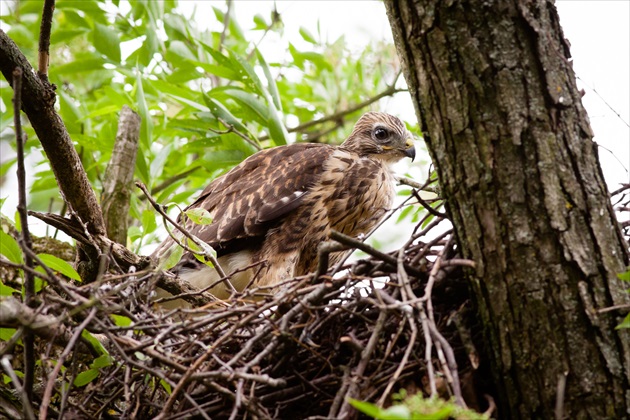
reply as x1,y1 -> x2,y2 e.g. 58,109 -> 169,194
341,112 -> 416,164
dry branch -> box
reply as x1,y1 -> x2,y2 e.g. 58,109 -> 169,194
101,106 -> 141,245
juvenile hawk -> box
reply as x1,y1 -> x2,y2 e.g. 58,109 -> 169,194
152,112 -> 415,299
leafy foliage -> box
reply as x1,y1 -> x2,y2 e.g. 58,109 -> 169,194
349,391 -> 489,420
0,0 -> 409,252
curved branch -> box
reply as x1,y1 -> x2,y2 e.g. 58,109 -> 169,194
0,29 -> 106,238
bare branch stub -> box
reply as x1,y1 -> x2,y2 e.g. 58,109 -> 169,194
101,106 -> 141,245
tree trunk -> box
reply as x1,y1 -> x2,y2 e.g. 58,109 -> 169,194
385,1 -> 630,418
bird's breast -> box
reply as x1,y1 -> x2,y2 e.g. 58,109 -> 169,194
316,152 -> 396,237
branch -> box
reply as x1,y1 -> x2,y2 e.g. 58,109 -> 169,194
137,182 -> 227,279
12,66 -> 36,409
288,85 -> 407,134
0,29 -> 106,238
151,166 -> 201,195
0,297 -> 94,355
101,106 -> 141,244
329,230 -> 424,278
218,0 -> 233,51
37,0 -> 55,82
28,211 -> 151,272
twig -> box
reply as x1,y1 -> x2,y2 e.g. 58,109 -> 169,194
37,0 -> 55,82
577,75 -> 630,128
288,85 -> 407,134
396,175 -> 439,193
411,189 -> 447,218
377,249 -> 420,406
330,230 -> 423,278
1,356 -> 35,420
314,240 -> 347,279
39,308 -> 97,420
13,66 -> 36,409
0,30 -> 107,237
218,0 -> 233,51
136,181 -> 227,279
0,297 -> 95,355
336,310 -> 388,418
151,166 -> 201,195
427,321 -> 466,408
216,117 -> 262,150
555,370 -> 568,420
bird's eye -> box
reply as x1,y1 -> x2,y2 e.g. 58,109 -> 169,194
374,127 -> 389,140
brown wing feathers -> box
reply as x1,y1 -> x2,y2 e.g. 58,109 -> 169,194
178,143 -> 333,256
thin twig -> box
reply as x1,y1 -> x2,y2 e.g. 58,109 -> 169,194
218,0 -> 233,51
288,85 -> 407,134
330,229 -> 423,278
39,309 -> 97,420
37,0 -> 55,82
1,356 -> 35,420
137,181 -> 227,279
13,66 -> 36,409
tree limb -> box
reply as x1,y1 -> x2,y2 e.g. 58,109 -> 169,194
37,0 -> 55,82
0,29 -> 106,238
101,105 -> 141,244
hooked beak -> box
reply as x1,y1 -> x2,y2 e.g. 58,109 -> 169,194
404,138 -> 416,162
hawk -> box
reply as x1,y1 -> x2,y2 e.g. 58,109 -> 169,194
152,112 -> 415,299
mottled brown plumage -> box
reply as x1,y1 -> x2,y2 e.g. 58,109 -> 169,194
152,112 -> 415,299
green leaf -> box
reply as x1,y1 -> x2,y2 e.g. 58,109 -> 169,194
203,95 -> 255,140
81,330 -> 108,356
185,208 -> 213,225
54,58 -> 106,75
253,13 -> 268,30
347,399 -> 413,419
161,243 -> 184,270
74,368 -> 99,387
213,87 -> 269,125
33,268 -> 47,293
135,73 -> 153,149
0,230 -> 23,264
0,158 -> 17,179
93,23 -> 121,62
0,281 -> 18,296
13,210 -> 21,232
616,313 -> 630,330
142,209 -> 158,235
91,354 -> 113,369
37,253 -> 80,281
256,49 -> 282,111
617,270 -> 630,282
0,327 -> 17,341
160,378 -> 172,394
299,27 -> 317,44
266,103 -> 288,146
111,314 -> 132,328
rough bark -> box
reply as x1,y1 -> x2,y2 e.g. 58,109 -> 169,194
0,29 -> 106,238
385,1 -> 630,418
101,105 -> 141,245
